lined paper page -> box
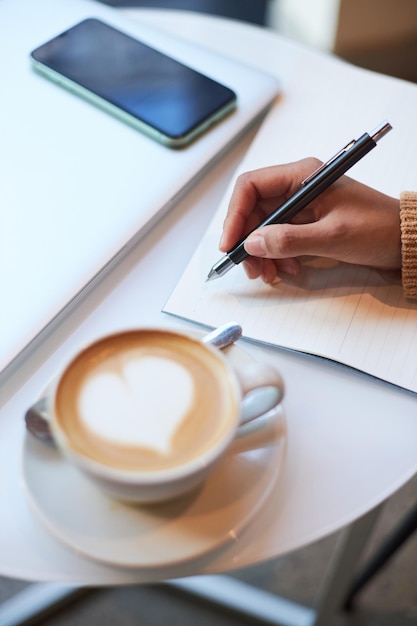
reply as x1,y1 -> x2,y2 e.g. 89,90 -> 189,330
164,50 -> 417,392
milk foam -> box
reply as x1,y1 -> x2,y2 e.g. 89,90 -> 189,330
78,356 -> 194,454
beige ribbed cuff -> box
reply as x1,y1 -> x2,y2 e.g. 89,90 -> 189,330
400,191 -> 417,299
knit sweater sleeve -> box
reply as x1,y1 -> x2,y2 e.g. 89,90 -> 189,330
400,191 -> 417,299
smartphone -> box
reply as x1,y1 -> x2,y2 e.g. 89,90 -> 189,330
30,18 -> 237,148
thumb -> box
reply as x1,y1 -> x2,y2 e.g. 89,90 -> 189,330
244,223 -> 326,259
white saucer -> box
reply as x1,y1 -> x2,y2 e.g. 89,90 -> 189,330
21,341 -> 286,569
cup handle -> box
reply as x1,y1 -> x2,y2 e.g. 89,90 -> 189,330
233,362 -> 284,425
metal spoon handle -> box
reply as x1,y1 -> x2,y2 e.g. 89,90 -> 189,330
201,322 -> 242,349
25,397 -> 53,443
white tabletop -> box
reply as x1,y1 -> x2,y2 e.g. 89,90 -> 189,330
1,8 -> 416,585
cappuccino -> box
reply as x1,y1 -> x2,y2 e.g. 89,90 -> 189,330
54,330 -> 237,472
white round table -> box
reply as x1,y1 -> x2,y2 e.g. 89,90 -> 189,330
0,8 -> 416,625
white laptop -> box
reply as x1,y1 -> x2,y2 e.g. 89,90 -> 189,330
0,0 -> 280,383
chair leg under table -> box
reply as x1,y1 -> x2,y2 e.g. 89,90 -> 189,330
0,584 -> 90,626
343,500 -> 417,610
312,504 -> 383,626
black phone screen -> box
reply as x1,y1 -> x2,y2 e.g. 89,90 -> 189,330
31,18 -> 237,145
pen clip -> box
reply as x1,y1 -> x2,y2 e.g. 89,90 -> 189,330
301,139 -> 356,186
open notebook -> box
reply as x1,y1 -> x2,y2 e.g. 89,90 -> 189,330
0,0 -> 279,383
164,48 -> 417,394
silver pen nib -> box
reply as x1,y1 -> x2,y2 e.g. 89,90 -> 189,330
206,255 -> 235,281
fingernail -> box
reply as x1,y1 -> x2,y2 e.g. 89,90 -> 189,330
245,234 -> 267,257
219,233 -> 225,249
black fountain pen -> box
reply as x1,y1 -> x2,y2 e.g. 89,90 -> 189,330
206,121 -> 392,281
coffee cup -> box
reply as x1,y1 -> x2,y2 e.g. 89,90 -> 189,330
47,328 -> 284,503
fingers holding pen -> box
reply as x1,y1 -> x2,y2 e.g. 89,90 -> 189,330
242,222 -> 318,283
245,222 -> 321,260
215,129 -> 398,285
243,187 -> 402,280
219,161 -> 316,252
219,160 -> 324,284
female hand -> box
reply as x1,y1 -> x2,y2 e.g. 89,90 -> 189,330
220,158 -> 401,283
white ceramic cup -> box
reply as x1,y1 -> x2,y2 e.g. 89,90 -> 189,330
47,328 -> 284,503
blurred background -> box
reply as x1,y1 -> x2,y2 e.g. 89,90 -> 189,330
103,0 -> 417,82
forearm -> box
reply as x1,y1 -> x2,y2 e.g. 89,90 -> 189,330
400,191 -> 417,299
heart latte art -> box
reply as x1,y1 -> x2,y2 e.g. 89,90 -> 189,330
54,331 -> 237,472
78,356 -> 194,454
